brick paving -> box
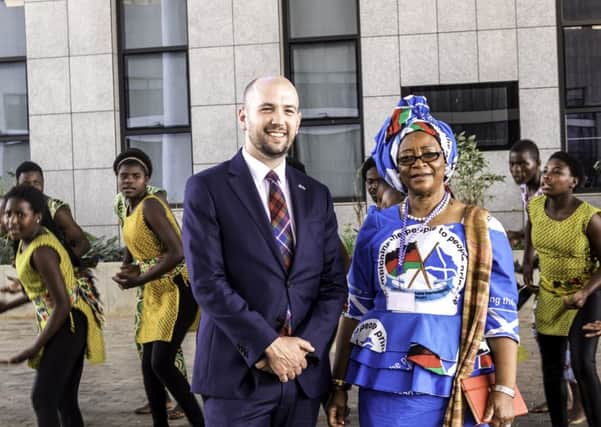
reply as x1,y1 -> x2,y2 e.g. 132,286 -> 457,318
1,298 -> 598,426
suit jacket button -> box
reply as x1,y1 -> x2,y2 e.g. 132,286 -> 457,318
286,280 -> 293,288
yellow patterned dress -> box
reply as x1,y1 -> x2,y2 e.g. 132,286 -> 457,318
47,196 -> 68,219
46,196 -> 106,323
16,229 -> 105,368
114,187 -> 188,376
528,195 -> 601,335
122,193 -> 195,344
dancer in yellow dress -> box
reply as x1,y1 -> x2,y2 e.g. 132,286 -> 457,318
112,148 -> 203,427
523,151 -> 601,427
0,185 -> 104,427
114,184 -> 187,419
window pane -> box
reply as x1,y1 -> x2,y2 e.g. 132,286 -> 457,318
122,0 -> 187,49
288,0 -> 357,38
402,82 -> 520,150
292,42 -> 358,119
125,53 -> 189,128
564,27 -> 601,108
127,133 -> 192,204
0,2 -> 26,57
0,140 -> 29,183
562,0 -> 601,20
294,124 -> 362,199
0,62 -> 28,136
566,112 -> 601,189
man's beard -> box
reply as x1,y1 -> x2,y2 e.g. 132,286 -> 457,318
250,132 -> 292,159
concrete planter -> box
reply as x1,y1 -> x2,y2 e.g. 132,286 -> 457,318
0,262 -> 138,319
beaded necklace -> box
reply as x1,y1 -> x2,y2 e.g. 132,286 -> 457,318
396,191 -> 451,275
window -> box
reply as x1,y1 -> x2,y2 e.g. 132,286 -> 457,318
401,82 -> 520,151
0,0 -> 29,184
559,0 -> 601,191
283,0 -> 363,201
561,0 -> 601,21
117,0 -> 192,204
563,27 -> 601,108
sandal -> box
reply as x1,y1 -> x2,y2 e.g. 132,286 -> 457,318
569,413 -> 587,424
134,403 -> 152,415
134,399 -> 176,415
530,402 -> 549,413
168,405 -> 185,420
165,399 -> 176,412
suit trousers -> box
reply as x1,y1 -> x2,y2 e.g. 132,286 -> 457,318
202,371 -> 321,427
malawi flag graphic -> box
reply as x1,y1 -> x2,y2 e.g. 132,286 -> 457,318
385,243 -> 423,276
387,107 -> 411,139
402,242 -> 422,273
409,121 -> 438,138
385,249 -> 400,276
407,345 -> 445,375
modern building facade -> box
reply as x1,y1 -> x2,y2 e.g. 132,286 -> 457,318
0,0 -> 600,239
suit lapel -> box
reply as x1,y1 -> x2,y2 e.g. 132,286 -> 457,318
228,151 -> 286,272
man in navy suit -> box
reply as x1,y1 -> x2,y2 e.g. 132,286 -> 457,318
182,76 -> 347,426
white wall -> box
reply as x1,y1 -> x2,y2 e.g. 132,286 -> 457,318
358,0 -> 562,232
18,0 -> 575,236
24,0 -> 119,240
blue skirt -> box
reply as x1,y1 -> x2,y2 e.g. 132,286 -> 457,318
358,388 -> 488,427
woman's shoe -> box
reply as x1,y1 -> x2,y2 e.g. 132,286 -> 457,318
568,414 -> 587,425
165,398 -> 176,411
168,405 -> 185,420
529,402 -> 548,413
134,403 -> 152,415
568,412 -> 586,424
134,398 -> 176,415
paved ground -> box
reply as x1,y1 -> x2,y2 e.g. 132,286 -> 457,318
0,298 -> 598,426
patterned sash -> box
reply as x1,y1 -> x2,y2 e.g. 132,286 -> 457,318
443,205 -> 492,426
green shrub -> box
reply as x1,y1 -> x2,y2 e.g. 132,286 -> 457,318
0,175 -> 15,265
341,223 -> 359,257
0,234 -> 122,266
82,233 -> 123,263
450,132 -> 505,206
0,237 -> 14,265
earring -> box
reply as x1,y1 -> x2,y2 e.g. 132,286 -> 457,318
36,218 -> 40,223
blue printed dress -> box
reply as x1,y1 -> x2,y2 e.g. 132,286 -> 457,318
345,206 -> 520,426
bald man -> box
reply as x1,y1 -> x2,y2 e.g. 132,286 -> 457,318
182,76 -> 347,426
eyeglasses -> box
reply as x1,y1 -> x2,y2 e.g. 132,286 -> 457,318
397,151 -> 443,166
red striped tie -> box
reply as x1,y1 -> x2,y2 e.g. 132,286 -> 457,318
265,171 -> 294,269
265,170 -> 293,336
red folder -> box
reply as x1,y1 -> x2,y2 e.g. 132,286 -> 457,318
461,374 -> 528,425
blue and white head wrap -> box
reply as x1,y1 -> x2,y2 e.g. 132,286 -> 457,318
371,95 -> 458,193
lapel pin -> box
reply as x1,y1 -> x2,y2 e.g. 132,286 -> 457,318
298,184 -> 306,191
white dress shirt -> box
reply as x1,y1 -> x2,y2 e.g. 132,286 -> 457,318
242,147 -> 296,239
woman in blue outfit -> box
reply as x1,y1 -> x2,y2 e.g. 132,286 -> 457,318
326,96 -> 520,427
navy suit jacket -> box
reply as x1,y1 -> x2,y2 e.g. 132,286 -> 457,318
182,150 -> 347,399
